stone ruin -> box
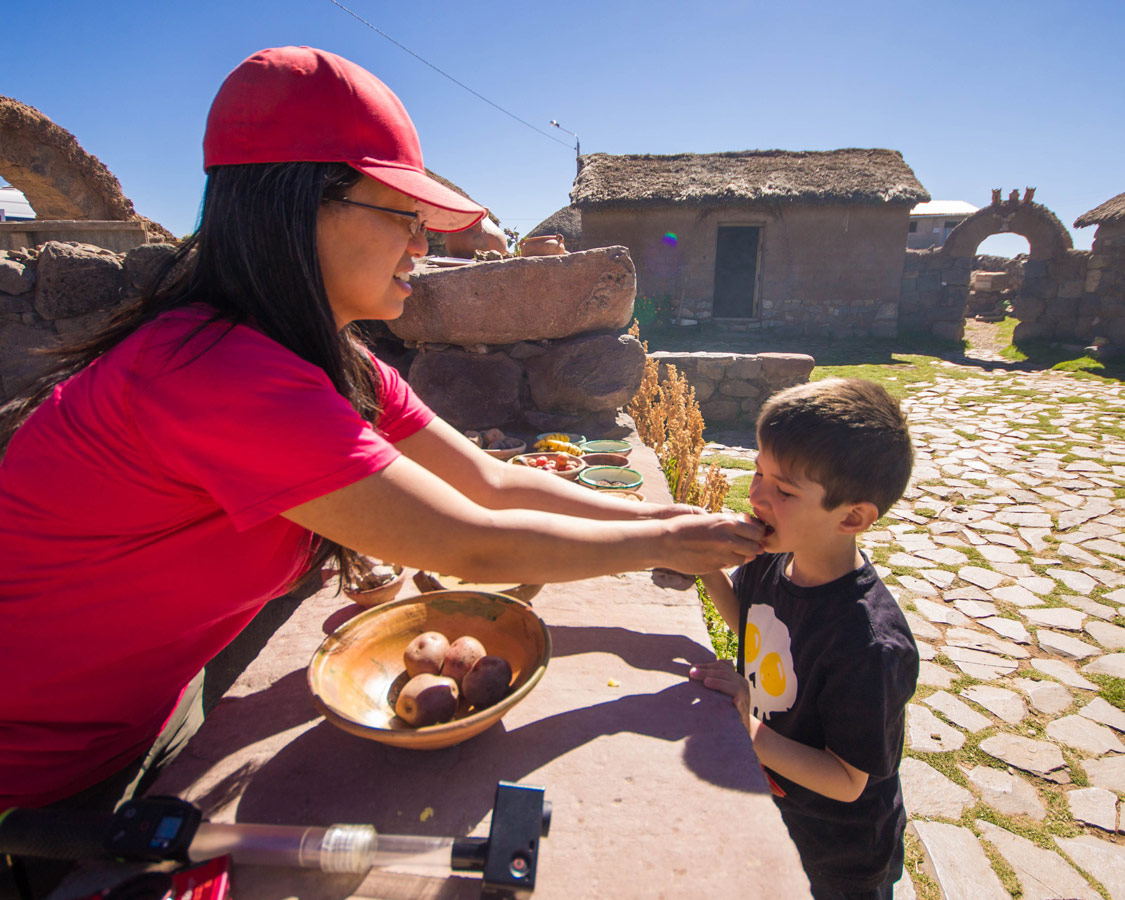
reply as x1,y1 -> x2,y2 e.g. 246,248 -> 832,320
901,188 -> 1125,351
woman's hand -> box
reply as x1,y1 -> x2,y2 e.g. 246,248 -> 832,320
657,512 -> 766,574
689,658 -> 756,737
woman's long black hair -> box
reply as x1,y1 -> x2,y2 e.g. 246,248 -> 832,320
0,161 -> 380,584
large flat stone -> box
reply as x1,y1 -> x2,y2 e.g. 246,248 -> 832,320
992,584 -> 1045,607
1013,677 -> 1073,715
917,661 -> 955,689
1084,756 -> 1125,794
923,690 -> 991,732
1054,834 -> 1125,900
1023,606 -> 1086,631
1085,654 -> 1125,679
907,821 -> 1009,900
961,685 -> 1027,724
1068,787 -> 1118,832
900,758 -> 974,819
976,615 -> 1031,643
978,734 -> 1069,782
945,626 -> 1029,658
1049,568 -> 1100,594
976,819 -> 1101,900
1080,697 -> 1125,733
407,349 -> 523,429
942,645 -> 1018,679
906,704 -> 965,753
1039,630 -> 1101,659
912,597 -> 969,625
966,766 -> 1046,820
1032,658 -> 1098,690
957,565 -> 1005,589
524,333 -> 646,413
392,247 -> 637,346
1087,621 -> 1125,650
1046,715 -> 1125,755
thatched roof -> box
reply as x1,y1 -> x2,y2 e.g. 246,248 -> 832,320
527,205 -> 581,246
1074,191 -> 1125,228
424,169 -> 498,226
571,148 -> 929,209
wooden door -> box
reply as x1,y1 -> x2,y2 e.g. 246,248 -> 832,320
712,226 -> 761,318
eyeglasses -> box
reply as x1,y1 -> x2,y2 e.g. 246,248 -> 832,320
327,198 -> 426,236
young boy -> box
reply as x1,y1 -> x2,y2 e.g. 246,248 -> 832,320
690,378 -> 919,900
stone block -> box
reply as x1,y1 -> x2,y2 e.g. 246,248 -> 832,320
524,333 -> 645,413
931,320 -> 963,342
33,241 -> 124,320
908,821 -> 1010,900
390,246 -> 637,346
0,256 -> 34,295
408,348 -> 523,429
726,356 -> 764,380
699,398 -> 742,425
123,242 -> 179,293
756,352 -> 815,380
717,379 -> 763,399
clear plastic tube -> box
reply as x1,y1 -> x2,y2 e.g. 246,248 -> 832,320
189,822 -> 455,874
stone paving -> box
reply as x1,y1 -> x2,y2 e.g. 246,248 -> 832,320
701,352 -> 1125,900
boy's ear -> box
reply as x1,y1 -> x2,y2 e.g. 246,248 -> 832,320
837,501 -> 880,534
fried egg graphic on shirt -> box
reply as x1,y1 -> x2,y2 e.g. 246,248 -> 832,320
743,605 -> 797,721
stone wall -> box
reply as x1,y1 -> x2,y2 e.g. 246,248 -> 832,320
0,240 -> 175,399
581,203 -> 908,338
648,351 -> 815,428
898,195 -> 1125,348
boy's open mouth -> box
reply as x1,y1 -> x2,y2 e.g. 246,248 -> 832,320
752,512 -> 775,536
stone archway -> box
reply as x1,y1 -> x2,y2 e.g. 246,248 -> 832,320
0,95 -> 138,220
899,190 -> 1084,342
942,189 -> 1072,261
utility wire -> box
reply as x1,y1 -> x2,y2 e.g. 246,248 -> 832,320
328,0 -> 575,151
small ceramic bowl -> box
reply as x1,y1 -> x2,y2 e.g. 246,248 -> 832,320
578,466 -> 643,490
308,591 -> 551,750
482,437 -> 526,461
342,563 -> 406,608
581,452 -> 630,468
581,439 -> 632,456
511,452 -> 586,480
535,432 -> 586,447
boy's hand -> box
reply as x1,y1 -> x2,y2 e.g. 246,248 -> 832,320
689,659 -> 757,738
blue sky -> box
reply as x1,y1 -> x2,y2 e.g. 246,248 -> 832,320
5,0 -> 1122,255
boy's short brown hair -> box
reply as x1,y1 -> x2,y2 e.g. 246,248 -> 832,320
756,378 -> 913,517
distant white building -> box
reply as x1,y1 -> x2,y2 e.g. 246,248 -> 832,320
907,200 -> 977,249
0,185 -> 34,222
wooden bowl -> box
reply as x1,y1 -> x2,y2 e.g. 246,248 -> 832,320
308,591 -> 551,750
580,452 -> 630,468
581,439 -> 632,456
413,570 -> 543,604
578,466 -> 643,490
342,564 -> 406,608
511,452 -> 586,480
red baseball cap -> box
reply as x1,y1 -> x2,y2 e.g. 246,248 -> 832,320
203,46 -> 485,233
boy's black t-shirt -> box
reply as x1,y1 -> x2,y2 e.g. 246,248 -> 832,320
733,552 -> 919,891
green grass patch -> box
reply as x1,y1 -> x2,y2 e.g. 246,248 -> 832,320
702,454 -> 757,470
1086,672 -> 1125,712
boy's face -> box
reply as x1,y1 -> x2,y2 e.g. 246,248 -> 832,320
749,447 -> 850,555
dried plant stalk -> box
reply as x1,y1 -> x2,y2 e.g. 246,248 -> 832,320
691,462 -> 731,513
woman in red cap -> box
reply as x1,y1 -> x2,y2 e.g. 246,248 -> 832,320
0,47 -> 765,814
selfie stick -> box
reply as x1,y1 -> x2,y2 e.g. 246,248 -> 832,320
0,781 -> 550,899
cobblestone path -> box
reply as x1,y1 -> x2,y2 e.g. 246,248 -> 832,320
703,357 -> 1125,900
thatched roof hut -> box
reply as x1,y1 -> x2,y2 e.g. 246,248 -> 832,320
1075,191 -> 1125,229
526,205 -> 582,249
571,148 -> 929,209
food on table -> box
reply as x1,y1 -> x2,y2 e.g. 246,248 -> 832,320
348,563 -> 400,592
481,427 -> 507,445
487,436 -> 524,451
441,635 -> 486,685
518,453 -> 581,472
463,430 -> 483,447
462,655 -> 513,709
403,631 -> 450,678
395,673 -> 460,726
534,437 -> 582,455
